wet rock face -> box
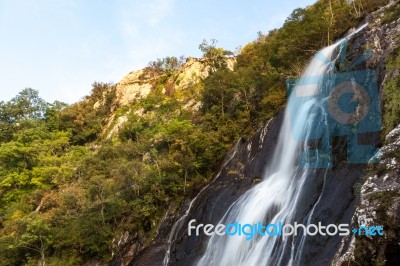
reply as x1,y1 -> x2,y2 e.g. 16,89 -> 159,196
167,114 -> 285,266
344,9 -> 400,89
290,165 -> 368,266
334,124 -> 400,266
331,4 -> 400,265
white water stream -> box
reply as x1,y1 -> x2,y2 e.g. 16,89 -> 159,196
196,24 -> 367,266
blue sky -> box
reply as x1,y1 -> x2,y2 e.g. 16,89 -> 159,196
0,0 -> 316,104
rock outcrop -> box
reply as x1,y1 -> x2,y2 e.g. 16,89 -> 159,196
333,124 -> 400,266
103,57 -> 235,138
115,57 -> 235,107
332,3 -> 400,264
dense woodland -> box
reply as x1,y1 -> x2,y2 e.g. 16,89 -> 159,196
0,0 -> 396,265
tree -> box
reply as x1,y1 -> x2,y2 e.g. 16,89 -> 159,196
0,89 -> 48,142
0,215 -> 52,266
199,39 -> 233,71
201,69 -> 237,117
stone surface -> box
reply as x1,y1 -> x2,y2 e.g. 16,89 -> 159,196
115,57 -> 235,107
333,124 -> 400,266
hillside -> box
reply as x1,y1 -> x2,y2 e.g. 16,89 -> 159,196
0,0 -> 399,265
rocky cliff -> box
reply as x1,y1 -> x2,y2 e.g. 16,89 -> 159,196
115,57 -> 213,107
334,124 -> 400,265
333,2 -> 400,264
102,57 -> 235,140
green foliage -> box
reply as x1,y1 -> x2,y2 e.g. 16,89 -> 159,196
199,39 -> 233,70
383,47 -> 400,135
381,1 -> 400,24
352,189 -> 400,266
0,214 -> 52,266
0,0 -> 392,265
59,82 -> 116,145
199,0 -> 381,135
149,56 -> 185,72
0,88 -> 50,142
142,56 -> 186,79
357,0 -> 391,13
1,88 -> 48,121
0,125 -> 81,210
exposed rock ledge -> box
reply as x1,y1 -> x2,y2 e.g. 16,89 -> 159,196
115,57 -> 235,106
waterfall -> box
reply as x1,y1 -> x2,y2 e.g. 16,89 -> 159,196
196,25 -> 368,266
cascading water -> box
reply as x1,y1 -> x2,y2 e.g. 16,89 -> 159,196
196,25 -> 368,266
